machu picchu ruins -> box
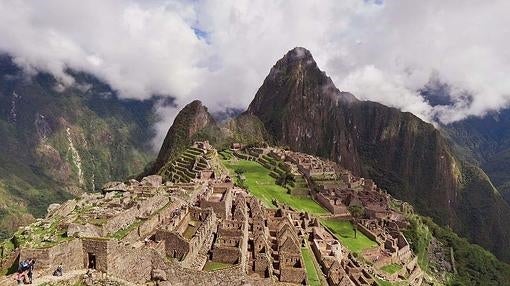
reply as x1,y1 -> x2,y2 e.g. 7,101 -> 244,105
0,141 -> 440,286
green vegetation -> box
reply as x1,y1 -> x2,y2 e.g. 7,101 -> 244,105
0,67 -> 157,238
302,247 -> 323,286
402,215 -> 432,270
348,205 -> 365,238
158,147 -> 210,183
203,261 -> 232,271
380,263 -> 402,274
375,278 -> 405,286
110,219 -> 143,240
221,154 -> 327,214
321,219 -> 377,253
11,219 -> 71,249
404,214 -> 510,285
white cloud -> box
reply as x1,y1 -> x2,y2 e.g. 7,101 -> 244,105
0,0 -> 509,147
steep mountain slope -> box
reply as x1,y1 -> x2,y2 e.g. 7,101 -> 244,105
148,101 -> 269,180
0,55 -> 156,237
151,100 -> 215,173
444,109 -> 510,203
246,47 -> 510,262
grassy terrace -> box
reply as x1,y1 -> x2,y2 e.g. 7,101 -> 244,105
380,263 -> 402,274
110,219 -> 143,240
321,219 -> 377,253
375,278 -> 405,286
302,247 -> 323,286
203,261 -> 232,271
220,154 -> 327,214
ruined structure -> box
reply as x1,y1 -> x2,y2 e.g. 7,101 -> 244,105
0,143 -> 426,286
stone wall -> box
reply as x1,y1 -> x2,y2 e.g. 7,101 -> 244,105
107,243 -> 153,284
212,246 -> 241,264
67,223 -> 102,238
200,188 -> 232,220
48,199 -> 77,218
356,222 -> 379,243
122,201 -> 178,243
280,267 -> 306,284
155,231 -> 190,260
19,239 -> 83,276
82,238 -> 109,272
138,194 -> 170,218
103,194 -> 169,236
103,206 -> 138,236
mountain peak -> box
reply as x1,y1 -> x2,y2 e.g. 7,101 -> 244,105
248,48 -> 357,129
149,99 -> 214,174
272,47 -> 317,72
284,47 -> 313,60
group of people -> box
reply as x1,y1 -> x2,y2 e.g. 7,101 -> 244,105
13,259 -> 64,284
14,259 -> 35,284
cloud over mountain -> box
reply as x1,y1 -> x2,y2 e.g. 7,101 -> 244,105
1,0 -> 509,142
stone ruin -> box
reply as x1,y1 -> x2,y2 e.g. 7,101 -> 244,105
0,142 -> 426,286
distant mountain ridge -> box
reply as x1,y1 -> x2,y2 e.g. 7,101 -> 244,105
444,109 -> 510,203
0,55 -> 157,237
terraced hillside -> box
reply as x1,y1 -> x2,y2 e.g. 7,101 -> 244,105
220,150 -> 327,214
158,146 -> 214,183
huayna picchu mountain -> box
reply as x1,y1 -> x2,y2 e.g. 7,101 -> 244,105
153,47 -> 510,264
246,47 -> 510,263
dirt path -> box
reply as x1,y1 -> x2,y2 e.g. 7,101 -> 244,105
33,270 -> 86,285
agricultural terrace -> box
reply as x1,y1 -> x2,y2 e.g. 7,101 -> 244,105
220,151 -> 328,215
321,219 -> 378,253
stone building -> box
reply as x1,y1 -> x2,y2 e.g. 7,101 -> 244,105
199,179 -> 234,219
155,206 -> 217,267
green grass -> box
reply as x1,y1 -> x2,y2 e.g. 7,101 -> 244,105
110,219 -> 142,240
221,156 -> 327,214
402,215 -> 431,271
321,219 -> 377,253
375,278 -> 399,286
380,263 -> 402,274
203,261 -> 233,271
302,247 -> 323,286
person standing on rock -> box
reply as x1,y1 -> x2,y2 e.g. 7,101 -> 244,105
27,259 -> 35,284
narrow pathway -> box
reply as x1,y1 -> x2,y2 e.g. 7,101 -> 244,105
33,269 -> 86,285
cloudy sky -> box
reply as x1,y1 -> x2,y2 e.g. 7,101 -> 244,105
1,0 -> 509,145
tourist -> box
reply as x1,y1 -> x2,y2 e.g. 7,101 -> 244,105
13,272 -> 22,285
27,259 -> 35,284
53,264 -> 63,277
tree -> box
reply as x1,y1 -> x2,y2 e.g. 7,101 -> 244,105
234,167 -> 247,189
348,205 -> 365,238
234,167 -> 246,176
276,171 -> 295,187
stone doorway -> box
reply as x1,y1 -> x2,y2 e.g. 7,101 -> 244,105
87,253 -> 96,269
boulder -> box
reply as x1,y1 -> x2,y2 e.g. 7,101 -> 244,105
141,175 -> 163,187
102,181 -> 128,192
151,269 -> 167,281
46,203 -> 61,217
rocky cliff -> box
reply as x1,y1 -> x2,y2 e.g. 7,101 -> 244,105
246,47 -> 510,262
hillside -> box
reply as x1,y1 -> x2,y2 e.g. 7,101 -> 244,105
244,47 -> 510,262
444,109 -> 510,203
0,55 -> 157,238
